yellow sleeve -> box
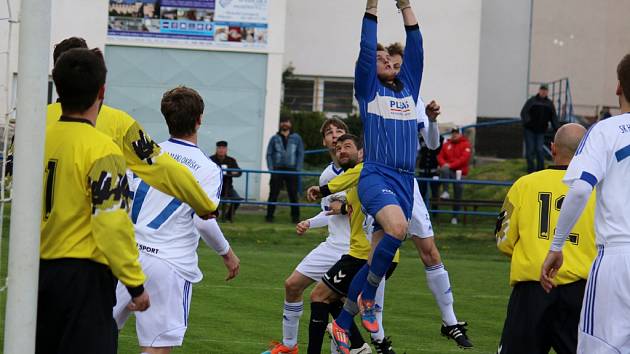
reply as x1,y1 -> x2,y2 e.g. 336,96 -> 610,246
496,179 -> 521,257
122,119 -> 218,215
88,153 -> 145,287
327,163 -> 363,194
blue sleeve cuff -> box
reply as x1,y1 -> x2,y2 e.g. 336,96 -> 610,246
405,24 -> 420,32
579,171 -> 598,188
364,13 -> 377,22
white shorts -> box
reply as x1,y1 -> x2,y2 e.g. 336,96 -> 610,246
295,242 -> 346,281
114,253 -> 193,347
577,245 -> 630,354
408,179 -> 434,239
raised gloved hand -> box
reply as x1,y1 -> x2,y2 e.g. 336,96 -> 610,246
366,0 -> 378,10
395,0 -> 411,10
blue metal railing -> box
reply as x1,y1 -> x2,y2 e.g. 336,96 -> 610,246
416,177 -> 511,217
222,168 -> 512,217
304,148 -> 328,155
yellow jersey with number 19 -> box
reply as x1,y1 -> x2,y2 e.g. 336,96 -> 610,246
47,103 -> 217,215
40,117 -> 145,288
495,166 -> 596,286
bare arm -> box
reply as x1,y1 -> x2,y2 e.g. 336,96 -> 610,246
366,0 -> 378,15
398,2 -> 418,26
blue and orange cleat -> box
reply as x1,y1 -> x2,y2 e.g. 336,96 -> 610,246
261,341 -> 298,354
358,293 -> 379,333
327,320 -> 351,354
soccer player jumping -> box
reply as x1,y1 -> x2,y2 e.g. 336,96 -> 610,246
330,0 -> 424,352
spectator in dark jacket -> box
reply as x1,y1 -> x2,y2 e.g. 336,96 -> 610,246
265,116 -> 304,223
417,134 -> 444,202
438,127 -> 472,224
210,140 -> 242,222
520,84 -> 558,173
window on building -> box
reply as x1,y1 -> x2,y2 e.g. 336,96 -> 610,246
283,76 -> 355,114
283,78 -> 314,111
323,81 -> 353,113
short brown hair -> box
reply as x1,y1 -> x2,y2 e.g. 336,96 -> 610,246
376,43 -> 386,52
386,42 -> 404,58
337,133 -> 363,150
320,117 -> 348,137
160,86 -> 204,137
617,53 -> 630,100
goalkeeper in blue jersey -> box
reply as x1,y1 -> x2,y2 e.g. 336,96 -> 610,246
329,0 -> 424,352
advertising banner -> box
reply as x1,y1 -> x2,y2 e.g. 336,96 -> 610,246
107,0 -> 268,49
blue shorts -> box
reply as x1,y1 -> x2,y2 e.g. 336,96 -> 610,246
358,162 -> 414,231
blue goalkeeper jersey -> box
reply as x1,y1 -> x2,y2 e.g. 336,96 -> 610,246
355,13 -> 424,173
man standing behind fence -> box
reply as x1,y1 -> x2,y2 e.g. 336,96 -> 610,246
210,140 -> 242,222
520,84 -> 559,173
266,116 -> 304,223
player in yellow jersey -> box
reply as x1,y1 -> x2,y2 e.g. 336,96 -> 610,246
46,37 -> 217,218
495,123 -> 596,354
37,48 -> 149,354
305,134 -> 401,354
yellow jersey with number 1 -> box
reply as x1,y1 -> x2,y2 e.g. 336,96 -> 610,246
41,117 -> 145,287
495,166 -> 596,286
47,103 -> 217,215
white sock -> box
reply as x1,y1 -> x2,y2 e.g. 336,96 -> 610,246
426,263 -> 458,326
371,278 -> 386,342
282,300 -> 303,347
330,339 -> 340,354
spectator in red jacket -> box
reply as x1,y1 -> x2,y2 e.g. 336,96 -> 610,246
437,127 -> 472,224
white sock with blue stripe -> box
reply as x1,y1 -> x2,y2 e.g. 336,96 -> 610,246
426,263 -> 457,326
371,278 -> 386,342
283,300 -> 303,348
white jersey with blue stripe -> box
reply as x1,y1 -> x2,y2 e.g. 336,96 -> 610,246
564,113 -> 630,245
129,138 -> 222,283
319,163 -> 351,252
355,13 -> 424,172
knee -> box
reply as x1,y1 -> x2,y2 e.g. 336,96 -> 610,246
388,221 -> 408,239
421,246 -> 441,266
284,278 -> 303,297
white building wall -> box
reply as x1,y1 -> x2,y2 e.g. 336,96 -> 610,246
50,0 -> 109,56
0,0 -> 109,125
530,0 -> 630,114
284,0 -> 483,126
477,0 -> 532,118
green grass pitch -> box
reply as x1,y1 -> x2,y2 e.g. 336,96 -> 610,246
115,210 -> 512,353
